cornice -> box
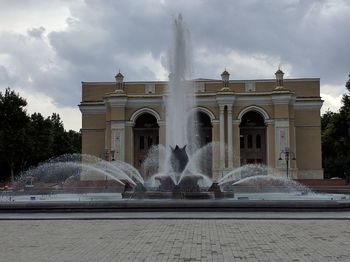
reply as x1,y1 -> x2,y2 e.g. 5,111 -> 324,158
235,95 -> 272,106
81,78 -> 320,86
294,100 -> 323,110
126,97 -> 163,107
216,93 -> 236,106
104,96 -> 128,107
79,104 -> 106,114
271,92 -> 295,105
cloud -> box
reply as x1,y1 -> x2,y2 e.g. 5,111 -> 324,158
0,0 -> 349,131
17,88 -> 81,132
0,65 -> 11,84
321,93 -> 343,113
27,27 -> 46,39
194,48 -> 293,79
0,0 -> 71,33
321,83 -> 347,113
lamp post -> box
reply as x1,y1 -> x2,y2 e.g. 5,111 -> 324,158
278,146 -> 296,179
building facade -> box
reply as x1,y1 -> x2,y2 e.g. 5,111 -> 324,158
79,69 -> 323,180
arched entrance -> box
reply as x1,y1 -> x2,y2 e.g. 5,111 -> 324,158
191,111 -> 213,177
196,111 -> 212,147
133,113 -> 159,171
239,111 -> 267,165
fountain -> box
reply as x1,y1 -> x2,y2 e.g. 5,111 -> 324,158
120,14 -> 219,199
1,14 -> 350,211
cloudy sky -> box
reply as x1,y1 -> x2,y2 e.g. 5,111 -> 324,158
0,0 -> 349,131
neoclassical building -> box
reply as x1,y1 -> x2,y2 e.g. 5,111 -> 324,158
79,69 -> 323,180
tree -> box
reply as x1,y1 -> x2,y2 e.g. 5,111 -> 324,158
0,88 -> 30,182
26,112 -> 54,165
322,74 -> 350,180
341,74 -> 350,112
49,113 -> 81,156
0,88 -> 81,182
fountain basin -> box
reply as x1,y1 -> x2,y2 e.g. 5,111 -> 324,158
1,196 -> 350,212
122,191 -> 216,199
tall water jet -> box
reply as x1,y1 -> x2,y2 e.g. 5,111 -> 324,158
166,14 -> 197,154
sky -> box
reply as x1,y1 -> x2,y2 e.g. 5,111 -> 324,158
0,0 -> 349,131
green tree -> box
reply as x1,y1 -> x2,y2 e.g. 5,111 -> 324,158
26,112 -> 54,165
322,74 -> 350,180
49,113 -> 81,156
0,88 -> 30,182
0,88 -> 81,182
341,74 -> 350,112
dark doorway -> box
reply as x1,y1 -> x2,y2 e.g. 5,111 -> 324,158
133,113 -> 159,173
240,111 -> 267,165
196,111 -> 212,147
193,111 -> 213,177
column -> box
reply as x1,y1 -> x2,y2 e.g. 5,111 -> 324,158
266,120 -> 275,168
158,121 -> 166,146
124,124 -> 133,165
211,120 -> 220,181
232,120 -> 241,167
227,106 -> 233,168
219,105 -> 225,170
158,120 -> 166,166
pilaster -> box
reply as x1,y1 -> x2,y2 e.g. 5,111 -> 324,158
232,120 -> 240,168
216,92 -> 235,173
104,93 -> 128,162
124,123 -> 133,164
111,121 -> 126,161
266,120 -> 275,168
227,106 -> 233,168
211,120 -> 220,181
219,105 -> 225,170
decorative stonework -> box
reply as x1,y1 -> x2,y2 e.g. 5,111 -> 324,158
274,120 -> 290,168
145,83 -> 155,94
111,122 -> 125,161
195,82 -> 205,93
245,81 -> 256,92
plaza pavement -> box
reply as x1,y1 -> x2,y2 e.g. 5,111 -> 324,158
0,219 -> 349,262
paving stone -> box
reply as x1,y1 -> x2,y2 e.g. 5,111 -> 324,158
0,220 -> 349,261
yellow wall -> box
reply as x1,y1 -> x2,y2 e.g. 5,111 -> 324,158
273,104 -> 289,119
295,127 -> 322,169
295,110 -> 321,126
82,130 -> 105,157
294,109 -> 322,170
82,114 -> 105,129
110,107 -> 125,121
82,84 -> 114,101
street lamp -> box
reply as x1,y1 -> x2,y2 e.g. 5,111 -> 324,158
278,146 -> 296,179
